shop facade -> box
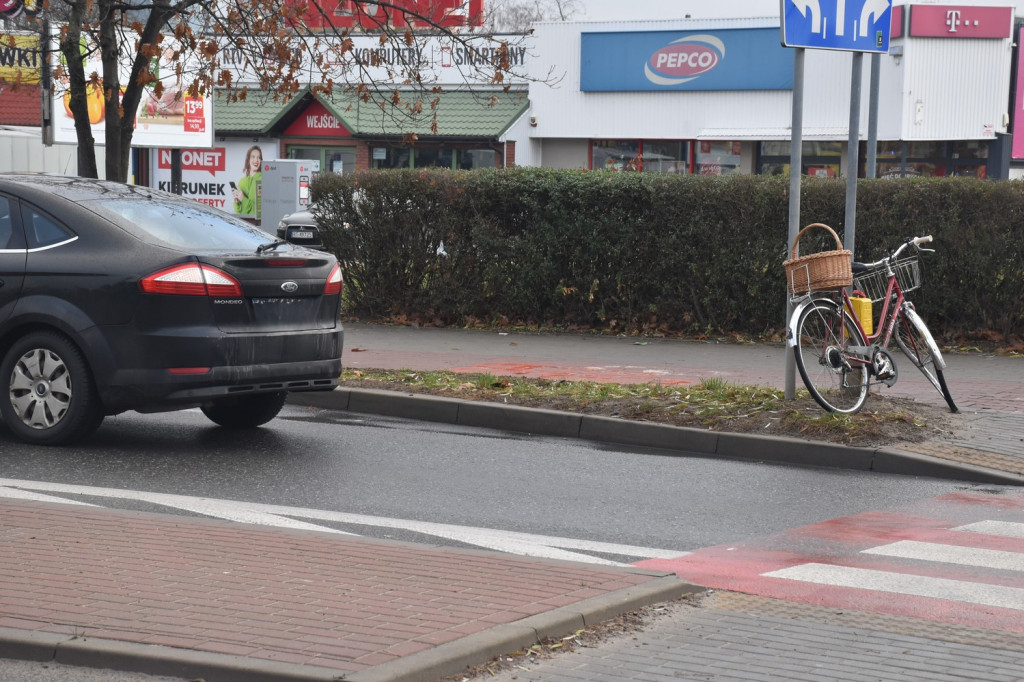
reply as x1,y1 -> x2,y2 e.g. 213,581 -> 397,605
524,4 -> 1018,180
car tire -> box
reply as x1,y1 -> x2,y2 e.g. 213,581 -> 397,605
0,331 -> 104,446
201,391 -> 288,429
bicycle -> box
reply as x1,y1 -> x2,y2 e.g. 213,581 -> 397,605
787,234 -> 957,415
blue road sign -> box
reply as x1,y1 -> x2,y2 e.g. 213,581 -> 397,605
781,0 -> 892,52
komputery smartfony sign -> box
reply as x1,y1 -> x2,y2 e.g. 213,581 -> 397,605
580,28 -> 793,92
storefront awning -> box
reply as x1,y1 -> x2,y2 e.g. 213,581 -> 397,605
698,127 -> 850,141
214,87 -> 529,139
318,88 -> 529,138
212,89 -> 302,134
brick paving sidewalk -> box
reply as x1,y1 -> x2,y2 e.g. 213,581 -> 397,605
0,499 -> 691,681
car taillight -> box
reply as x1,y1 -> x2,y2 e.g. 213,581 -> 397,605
323,263 -> 343,295
140,264 -> 243,297
267,259 -> 307,267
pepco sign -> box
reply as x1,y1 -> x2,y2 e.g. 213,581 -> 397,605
581,28 -> 792,92
645,35 -> 724,86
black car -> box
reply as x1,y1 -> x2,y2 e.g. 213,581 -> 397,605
276,204 -> 326,250
0,174 -> 343,445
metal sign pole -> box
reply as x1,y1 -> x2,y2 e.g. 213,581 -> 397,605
784,47 -> 805,402
866,53 -> 880,178
845,52 -> 863,255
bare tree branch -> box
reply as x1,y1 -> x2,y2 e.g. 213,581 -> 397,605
25,0 -> 549,181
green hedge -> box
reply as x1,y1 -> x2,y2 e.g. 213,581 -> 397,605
311,168 -> 1024,342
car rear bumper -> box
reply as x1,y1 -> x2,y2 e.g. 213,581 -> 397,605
84,325 -> 344,413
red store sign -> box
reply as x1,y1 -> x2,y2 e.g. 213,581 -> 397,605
908,5 -> 1012,39
284,101 -> 352,138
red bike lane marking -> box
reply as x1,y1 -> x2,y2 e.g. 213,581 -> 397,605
452,362 -> 692,385
636,491 -> 1024,632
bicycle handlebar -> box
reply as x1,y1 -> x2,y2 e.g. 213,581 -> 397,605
858,235 -> 934,270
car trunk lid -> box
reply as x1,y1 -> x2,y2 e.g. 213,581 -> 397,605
200,254 -> 340,332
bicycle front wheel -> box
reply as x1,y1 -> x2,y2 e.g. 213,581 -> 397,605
793,300 -> 870,414
894,306 -> 958,412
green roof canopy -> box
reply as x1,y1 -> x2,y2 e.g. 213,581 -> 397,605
214,87 -> 528,138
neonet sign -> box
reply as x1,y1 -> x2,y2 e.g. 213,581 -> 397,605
290,0 -> 484,29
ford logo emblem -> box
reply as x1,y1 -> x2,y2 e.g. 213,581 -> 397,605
281,281 -> 299,293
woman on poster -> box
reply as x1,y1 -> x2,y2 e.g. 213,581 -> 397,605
232,145 -> 262,216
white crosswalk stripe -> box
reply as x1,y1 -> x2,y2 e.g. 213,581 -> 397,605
862,540 -> 1024,572
956,520 -> 1024,538
762,520 -> 1024,610
762,563 -> 1024,610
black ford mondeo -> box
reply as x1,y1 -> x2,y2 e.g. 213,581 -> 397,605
0,174 -> 343,445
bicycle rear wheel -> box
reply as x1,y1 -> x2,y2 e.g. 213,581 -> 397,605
793,300 -> 870,414
894,306 -> 958,412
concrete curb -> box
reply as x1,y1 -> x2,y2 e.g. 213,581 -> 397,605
347,575 -> 700,682
0,577 -> 700,682
291,388 -> 1024,486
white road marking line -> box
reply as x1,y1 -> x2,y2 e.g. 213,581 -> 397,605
762,563 -> 1024,610
0,478 -> 687,566
0,487 -> 97,506
956,520 -> 1024,539
863,540 -> 1024,572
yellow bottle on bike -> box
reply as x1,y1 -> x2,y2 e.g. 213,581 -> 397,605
849,296 -> 873,336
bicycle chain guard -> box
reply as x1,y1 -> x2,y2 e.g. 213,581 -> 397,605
871,347 -> 899,387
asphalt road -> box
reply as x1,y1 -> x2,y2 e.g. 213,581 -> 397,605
0,404 -> 996,681
0,403 -> 976,556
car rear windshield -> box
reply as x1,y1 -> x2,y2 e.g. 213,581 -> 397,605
87,197 -> 276,251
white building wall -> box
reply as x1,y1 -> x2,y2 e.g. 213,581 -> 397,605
500,112 -> 535,167
898,37 -> 1011,140
0,127 -> 101,175
540,138 -> 589,168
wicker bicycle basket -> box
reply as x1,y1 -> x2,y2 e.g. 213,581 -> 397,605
783,223 -> 853,295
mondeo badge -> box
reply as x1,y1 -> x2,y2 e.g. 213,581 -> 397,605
281,281 -> 299,293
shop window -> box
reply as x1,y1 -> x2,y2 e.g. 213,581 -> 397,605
286,145 -> 355,174
951,141 -> 987,178
592,140 -> 640,171
415,148 -> 455,168
641,141 -> 689,174
370,146 -> 494,170
952,141 -> 988,160
697,141 -> 742,175
757,142 -> 839,176
873,141 -> 947,178
757,141 -> 841,177
458,149 -> 496,169
371,147 -> 412,169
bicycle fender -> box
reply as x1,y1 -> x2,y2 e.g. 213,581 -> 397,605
786,297 -> 839,348
900,303 -> 947,370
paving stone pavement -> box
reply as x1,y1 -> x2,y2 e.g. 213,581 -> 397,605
485,593 -> 1024,682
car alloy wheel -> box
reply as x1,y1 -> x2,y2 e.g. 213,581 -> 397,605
1,331 -> 104,445
11,347 -> 71,429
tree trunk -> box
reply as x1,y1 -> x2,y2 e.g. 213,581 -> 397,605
62,4 -> 98,179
